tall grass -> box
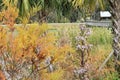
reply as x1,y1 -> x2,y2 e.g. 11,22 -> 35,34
50,25 -> 112,50
88,27 -> 112,46
87,27 -> 112,54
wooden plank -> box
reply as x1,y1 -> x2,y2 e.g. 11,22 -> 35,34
99,50 -> 114,71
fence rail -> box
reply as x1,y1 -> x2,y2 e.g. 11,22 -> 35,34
0,21 -> 112,27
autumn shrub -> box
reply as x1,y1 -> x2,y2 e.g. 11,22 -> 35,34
0,2 -> 75,80
0,23 -> 76,80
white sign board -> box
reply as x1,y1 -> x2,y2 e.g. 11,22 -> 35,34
100,11 -> 111,17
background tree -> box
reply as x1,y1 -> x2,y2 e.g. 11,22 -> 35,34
0,0 -> 82,23
108,0 -> 120,75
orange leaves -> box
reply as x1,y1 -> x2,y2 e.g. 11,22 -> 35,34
2,23 -> 54,61
0,71 -> 5,80
36,35 -> 57,60
0,23 -> 75,79
12,24 -> 49,60
1,2 -> 18,31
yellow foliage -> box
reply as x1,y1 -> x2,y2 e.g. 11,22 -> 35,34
42,69 -> 64,80
0,12 -> 4,21
53,45 -> 75,63
0,22 -> 75,79
9,23 -> 49,60
0,27 -> 7,55
73,0 -> 83,7
1,1 -> 18,30
2,23 -> 74,62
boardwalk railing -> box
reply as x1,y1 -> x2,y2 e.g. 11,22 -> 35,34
0,20 -> 113,27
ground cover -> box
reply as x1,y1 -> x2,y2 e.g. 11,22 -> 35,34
0,23 -> 119,80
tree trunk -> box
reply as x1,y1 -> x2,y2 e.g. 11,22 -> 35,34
109,0 -> 120,75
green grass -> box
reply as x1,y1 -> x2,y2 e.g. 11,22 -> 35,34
49,25 -> 112,50
88,27 -> 112,46
88,27 -> 112,54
